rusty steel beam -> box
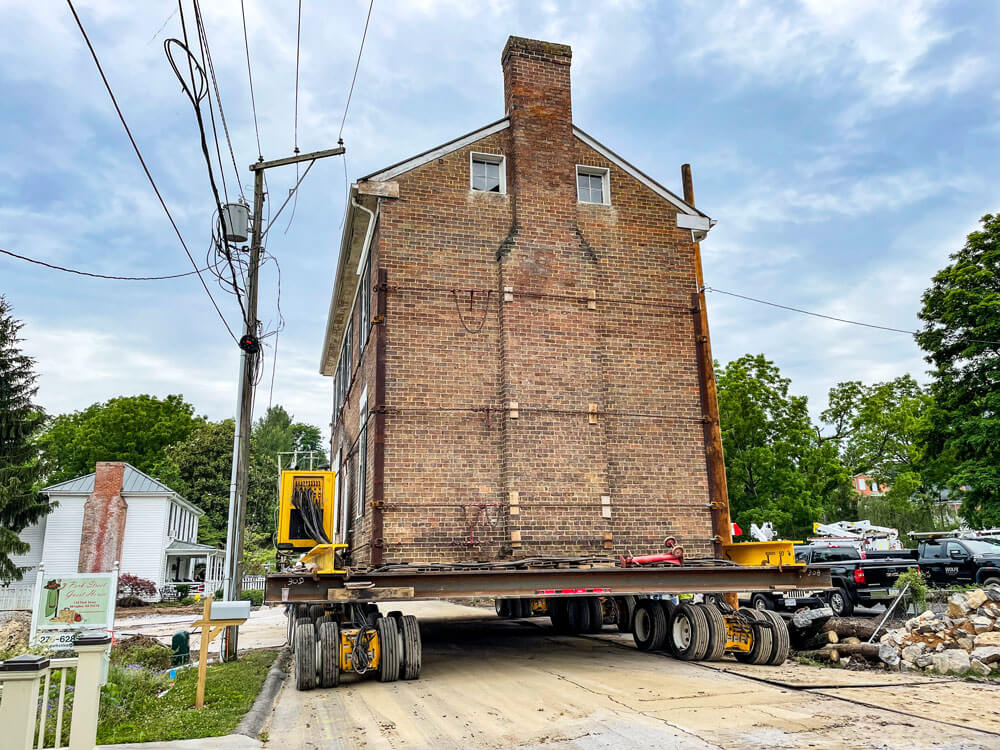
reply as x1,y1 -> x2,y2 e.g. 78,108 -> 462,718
371,267 -> 387,565
266,565 -> 831,604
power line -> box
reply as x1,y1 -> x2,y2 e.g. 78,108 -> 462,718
338,0 -> 374,140
66,0 -> 236,341
293,0 -> 302,153
1,247 -> 209,281
706,286 -> 1000,347
261,158 -> 316,239
240,0 -> 263,160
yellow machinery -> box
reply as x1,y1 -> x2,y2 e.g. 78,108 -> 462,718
277,470 -> 336,550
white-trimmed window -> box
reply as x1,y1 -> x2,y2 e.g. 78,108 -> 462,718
470,152 -> 506,193
577,165 -> 610,205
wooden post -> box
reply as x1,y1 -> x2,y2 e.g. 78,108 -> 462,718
195,595 -> 211,709
682,165 -> 735,605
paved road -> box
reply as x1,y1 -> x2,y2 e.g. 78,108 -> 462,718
262,601 -> 1000,749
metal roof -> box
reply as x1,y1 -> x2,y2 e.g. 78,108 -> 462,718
43,463 -> 177,495
166,540 -> 223,554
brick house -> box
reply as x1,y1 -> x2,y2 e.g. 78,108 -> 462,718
320,37 -> 718,568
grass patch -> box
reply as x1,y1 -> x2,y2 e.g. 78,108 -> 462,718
793,656 -> 844,669
97,649 -> 277,745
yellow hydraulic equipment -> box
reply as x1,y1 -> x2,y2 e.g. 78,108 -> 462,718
723,615 -> 753,654
277,470 -> 336,550
720,540 -> 801,568
339,627 -> 381,672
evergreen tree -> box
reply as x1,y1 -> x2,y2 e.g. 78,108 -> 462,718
0,297 -> 49,583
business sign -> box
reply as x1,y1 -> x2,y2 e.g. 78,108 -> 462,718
30,571 -> 118,650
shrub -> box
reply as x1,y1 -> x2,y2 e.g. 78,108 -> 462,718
179,596 -> 195,606
175,584 -> 190,599
897,568 -> 929,612
117,574 -> 157,605
240,590 -> 264,607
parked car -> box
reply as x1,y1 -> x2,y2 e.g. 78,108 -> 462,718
748,542 -> 917,616
871,538 -> 1000,588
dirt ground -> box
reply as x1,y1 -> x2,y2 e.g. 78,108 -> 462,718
115,604 -> 287,656
260,601 -> 1000,750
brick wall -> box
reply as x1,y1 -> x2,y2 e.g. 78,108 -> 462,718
78,461 -> 128,572
330,36 -> 714,566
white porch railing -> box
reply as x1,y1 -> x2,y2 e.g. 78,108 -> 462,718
242,575 -> 266,591
0,634 -> 110,750
0,585 -> 34,611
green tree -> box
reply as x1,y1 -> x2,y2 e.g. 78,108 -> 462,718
153,420 -> 234,547
37,394 -> 202,484
0,297 -> 50,583
717,354 -> 849,539
917,213 -> 1000,526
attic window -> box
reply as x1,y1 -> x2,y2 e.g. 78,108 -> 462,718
577,165 -> 610,205
470,152 -> 505,193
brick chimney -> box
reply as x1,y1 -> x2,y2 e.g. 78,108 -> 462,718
78,462 -> 128,573
501,36 -> 575,215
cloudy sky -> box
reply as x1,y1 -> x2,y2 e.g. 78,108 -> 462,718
2,0 -> 998,441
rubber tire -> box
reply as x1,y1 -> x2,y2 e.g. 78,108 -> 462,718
294,621 -> 317,690
495,599 -> 511,618
734,608 -> 773,665
670,603 -> 710,661
981,577 -> 1000,588
698,603 -> 727,662
615,596 -> 637,633
566,598 -> 591,634
632,599 -> 667,652
399,615 -> 422,680
318,620 -> 341,688
375,616 -> 400,682
308,604 -> 325,622
549,599 -> 571,633
760,609 -> 790,666
287,609 -> 296,650
828,587 -> 855,617
587,598 -> 604,633
660,600 -> 678,654
751,593 -> 775,611
315,613 -> 333,635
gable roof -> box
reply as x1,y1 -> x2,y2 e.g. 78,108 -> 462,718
42,463 -> 204,516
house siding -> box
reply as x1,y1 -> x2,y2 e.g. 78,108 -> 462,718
120,497 -> 170,589
39,496 -> 86,576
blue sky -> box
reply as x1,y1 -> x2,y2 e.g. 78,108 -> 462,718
2,0 -> 998,439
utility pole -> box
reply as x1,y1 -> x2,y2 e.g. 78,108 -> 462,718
221,144 -> 345,660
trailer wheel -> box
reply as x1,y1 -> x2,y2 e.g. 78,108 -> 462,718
760,609 -> 790,666
308,604 -> 325,622
399,615 -> 422,680
495,599 -> 509,618
614,596 -> 636,633
318,621 -> 341,688
586,598 -> 604,633
697,603 -> 727,661
632,599 -> 667,651
750,593 -> 775,611
566,598 -> 591,634
294,621 -> 317,691
734,608 -> 773,665
659,600 -> 678,654
548,599 -> 570,633
375,616 -> 400,682
315,613 -> 333,635
670,603 -> 709,661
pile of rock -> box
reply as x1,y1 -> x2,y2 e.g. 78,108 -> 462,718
878,588 -> 1000,675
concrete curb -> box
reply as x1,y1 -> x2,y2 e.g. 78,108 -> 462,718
235,646 -> 291,739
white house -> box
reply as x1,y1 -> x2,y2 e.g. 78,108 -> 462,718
7,462 -> 224,601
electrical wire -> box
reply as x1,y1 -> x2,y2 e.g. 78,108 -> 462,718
1,247 -> 211,281
261,159 -> 316,239
293,0 -> 302,154
338,0 -> 374,140
66,0 -> 236,341
706,287 -> 1000,347
240,0 -> 263,160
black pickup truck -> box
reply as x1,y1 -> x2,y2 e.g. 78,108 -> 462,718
749,543 -> 917,616
869,538 -> 1000,588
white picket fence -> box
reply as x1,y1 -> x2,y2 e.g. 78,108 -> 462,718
242,575 -> 266,591
0,585 -> 34,611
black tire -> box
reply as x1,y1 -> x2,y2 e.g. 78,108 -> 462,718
828,587 -> 854,617
287,608 -> 296,649
981,577 -> 1000,588
375,616 -> 400,682
399,615 -> 422,680
388,610 -> 403,620
295,604 -> 310,619
548,599 -> 570,633
750,593 -> 775,611
670,603 -> 709,661
659,600 -> 678,654
760,609 -> 790,666
294,621 -> 317,691
319,620 -> 341,688
632,599 -> 667,651
308,604 -> 325,622
614,596 -> 637,633
698,603 -> 727,662
566,598 -> 591,634
315,613 -> 333,635
495,599 -> 510,618
734,608 -> 773,665
586,598 -> 604,633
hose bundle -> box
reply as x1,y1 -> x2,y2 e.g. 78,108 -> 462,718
291,484 -> 331,544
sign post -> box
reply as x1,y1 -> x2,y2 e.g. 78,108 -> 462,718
190,595 -> 249,709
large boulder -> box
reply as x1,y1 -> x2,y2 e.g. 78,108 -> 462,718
930,649 -> 971,675
947,593 -> 972,619
966,590 -> 988,610
971,659 -> 993,677
975,631 -> 1000,648
901,644 -> 925,663
971,646 -> 1000,665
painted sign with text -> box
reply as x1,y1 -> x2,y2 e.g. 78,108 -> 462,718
30,571 -> 117,649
